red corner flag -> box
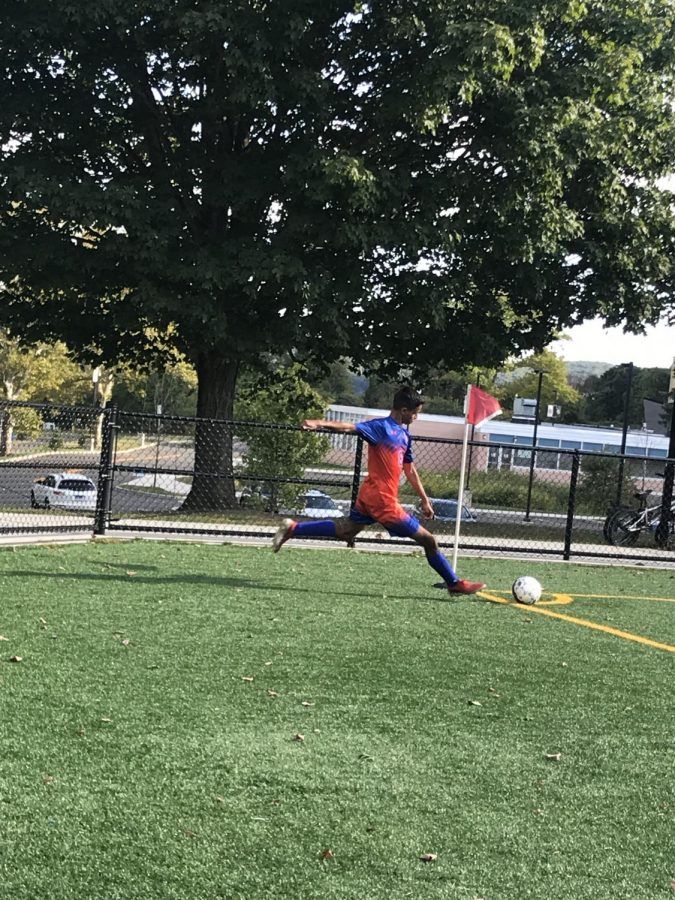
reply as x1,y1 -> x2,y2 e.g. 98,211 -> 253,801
466,385 -> 501,428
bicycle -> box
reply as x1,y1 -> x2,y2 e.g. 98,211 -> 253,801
604,490 -> 675,549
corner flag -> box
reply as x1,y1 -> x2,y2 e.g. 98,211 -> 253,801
451,384 -> 502,570
466,386 -> 501,428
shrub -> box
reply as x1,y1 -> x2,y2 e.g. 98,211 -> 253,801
402,468 -> 570,513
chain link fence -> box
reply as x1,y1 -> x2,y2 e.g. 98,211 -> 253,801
0,400 -> 672,561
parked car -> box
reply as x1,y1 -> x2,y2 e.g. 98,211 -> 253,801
418,498 -> 477,524
295,490 -> 344,518
31,473 -> 97,511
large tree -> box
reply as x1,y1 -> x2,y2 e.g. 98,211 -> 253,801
1,0 -> 675,507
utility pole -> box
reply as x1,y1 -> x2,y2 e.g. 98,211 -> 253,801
524,369 -> 546,522
616,362 -> 634,506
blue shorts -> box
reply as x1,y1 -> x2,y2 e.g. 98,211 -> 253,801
349,507 -> 421,538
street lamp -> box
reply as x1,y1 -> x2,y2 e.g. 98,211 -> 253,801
616,362 -> 634,506
90,367 -> 101,452
524,369 -> 547,522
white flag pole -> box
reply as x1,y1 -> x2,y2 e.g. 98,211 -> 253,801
452,385 -> 471,572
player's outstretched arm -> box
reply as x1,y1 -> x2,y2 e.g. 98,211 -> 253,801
302,419 -> 357,433
403,462 -> 434,519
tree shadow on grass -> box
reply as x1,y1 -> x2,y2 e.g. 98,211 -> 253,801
2,570 -> 488,604
3,570 -> 275,590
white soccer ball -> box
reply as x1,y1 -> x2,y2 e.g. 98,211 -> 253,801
512,576 -> 542,605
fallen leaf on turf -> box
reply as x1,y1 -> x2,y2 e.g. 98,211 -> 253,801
670,880 -> 675,890
419,853 -> 438,862
121,638 -> 130,646
321,849 -> 334,859
292,733 -> 305,742
468,700 -> 482,706
267,690 -> 279,698
43,775 -> 55,785
101,717 -> 112,723
545,752 -> 562,761
125,570 -> 137,577
39,617 -> 47,627
215,796 -> 225,804
0,635 -> 8,641
9,655 -> 22,663
487,687 -> 498,693
301,701 -> 314,707
242,676 -> 254,682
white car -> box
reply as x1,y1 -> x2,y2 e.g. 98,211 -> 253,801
295,490 -> 344,518
31,473 -> 97,511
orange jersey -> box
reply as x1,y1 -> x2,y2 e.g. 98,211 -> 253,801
354,416 -> 413,520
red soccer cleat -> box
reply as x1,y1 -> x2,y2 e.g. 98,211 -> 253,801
272,518 -> 296,553
447,579 -> 486,595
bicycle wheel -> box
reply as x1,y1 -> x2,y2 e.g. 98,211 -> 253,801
606,509 -> 642,547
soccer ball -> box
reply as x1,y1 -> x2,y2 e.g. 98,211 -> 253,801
512,576 -> 542,605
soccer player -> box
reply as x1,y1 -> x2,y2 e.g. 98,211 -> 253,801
272,386 -> 485,595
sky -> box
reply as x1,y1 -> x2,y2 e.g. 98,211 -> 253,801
549,318 -> 675,369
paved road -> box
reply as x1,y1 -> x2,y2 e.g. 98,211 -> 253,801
0,444 -> 181,517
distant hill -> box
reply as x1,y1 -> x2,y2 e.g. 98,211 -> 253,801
565,360 -> 614,383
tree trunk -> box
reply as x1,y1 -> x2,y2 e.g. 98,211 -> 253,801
180,351 -> 239,511
0,411 -> 12,456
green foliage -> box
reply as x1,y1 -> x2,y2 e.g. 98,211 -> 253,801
0,332 -> 84,403
303,359 -> 364,407
235,366 -> 329,510
401,467 -> 570,513
363,368 -> 499,415
11,406 -> 43,440
577,454 -> 637,514
113,363 -> 198,416
498,350 -> 581,413
1,0 -> 674,408
584,364 -> 670,427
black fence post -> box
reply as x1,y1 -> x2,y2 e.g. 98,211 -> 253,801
655,461 -> 674,549
94,403 -> 118,536
350,435 -> 364,512
563,450 -> 581,561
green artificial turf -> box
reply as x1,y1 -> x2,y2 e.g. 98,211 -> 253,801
0,541 -> 673,900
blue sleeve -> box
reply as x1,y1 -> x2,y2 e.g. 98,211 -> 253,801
355,418 -> 387,445
404,433 -> 414,464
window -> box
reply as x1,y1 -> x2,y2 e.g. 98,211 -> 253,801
60,480 -> 95,492
536,451 -> 559,470
582,442 -> 603,452
513,448 -> 533,467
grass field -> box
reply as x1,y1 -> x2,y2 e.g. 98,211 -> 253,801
0,540 -> 673,900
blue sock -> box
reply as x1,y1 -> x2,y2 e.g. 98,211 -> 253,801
291,520 -> 338,538
426,550 -> 459,586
